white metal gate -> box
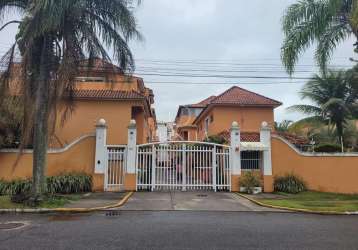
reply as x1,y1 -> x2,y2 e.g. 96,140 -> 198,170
136,142 -> 231,191
105,146 -> 127,191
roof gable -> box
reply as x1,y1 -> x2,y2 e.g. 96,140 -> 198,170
210,86 -> 281,107
191,95 -> 217,107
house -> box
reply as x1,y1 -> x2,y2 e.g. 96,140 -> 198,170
175,86 -> 282,141
53,59 -> 156,147
174,96 -> 216,141
156,121 -> 171,142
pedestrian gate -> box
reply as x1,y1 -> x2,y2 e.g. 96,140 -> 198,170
136,142 -> 231,191
105,146 -> 127,191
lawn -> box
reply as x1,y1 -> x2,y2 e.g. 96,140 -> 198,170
258,191 -> 358,212
0,194 -> 82,209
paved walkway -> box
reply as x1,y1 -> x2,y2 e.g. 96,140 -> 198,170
116,191 -> 282,212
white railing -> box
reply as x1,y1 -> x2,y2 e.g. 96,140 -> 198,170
105,146 -> 127,191
136,142 -> 231,191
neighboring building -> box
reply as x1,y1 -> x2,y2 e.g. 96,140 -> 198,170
174,96 -> 216,140
53,59 -> 156,146
175,86 -> 282,141
156,121 -> 169,142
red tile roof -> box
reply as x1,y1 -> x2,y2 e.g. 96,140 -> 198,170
273,132 -> 310,146
72,89 -> 145,100
217,131 -> 260,142
191,95 -> 217,107
210,86 -> 281,107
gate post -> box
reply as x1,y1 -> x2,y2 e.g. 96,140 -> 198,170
125,120 -> 137,191
260,121 -> 273,192
230,121 -> 241,192
95,119 -> 107,191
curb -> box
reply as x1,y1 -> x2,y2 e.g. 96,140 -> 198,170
235,193 -> 358,215
0,192 -> 133,214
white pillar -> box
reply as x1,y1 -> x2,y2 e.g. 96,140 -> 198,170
126,119 -> 137,174
95,119 -> 107,174
230,121 -> 241,175
260,121 -> 272,176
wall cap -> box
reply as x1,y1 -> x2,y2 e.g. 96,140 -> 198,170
272,134 -> 358,157
0,133 -> 95,154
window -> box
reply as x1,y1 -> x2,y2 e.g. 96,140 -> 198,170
75,76 -> 106,82
241,151 -> 262,171
210,115 -> 214,123
205,118 -> 210,134
181,108 -> 189,116
183,131 -> 189,140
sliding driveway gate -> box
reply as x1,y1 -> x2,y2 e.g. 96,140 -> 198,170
136,142 -> 231,191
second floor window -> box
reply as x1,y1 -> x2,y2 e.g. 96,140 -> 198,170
205,118 -> 210,134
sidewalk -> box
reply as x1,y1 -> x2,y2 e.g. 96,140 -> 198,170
63,192 -> 127,209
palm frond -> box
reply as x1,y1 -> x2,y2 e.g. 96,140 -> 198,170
281,0 -> 350,74
316,21 -> 351,71
287,104 -> 322,115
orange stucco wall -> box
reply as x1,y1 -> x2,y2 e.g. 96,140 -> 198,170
55,100 -> 146,146
177,127 -> 197,141
272,137 -> 358,194
197,106 -> 274,140
0,136 -> 104,191
76,74 -> 143,93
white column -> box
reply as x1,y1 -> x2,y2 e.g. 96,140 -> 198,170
230,121 -> 241,175
260,121 -> 272,176
95,119 -> 107,174
126,120 -> 137,174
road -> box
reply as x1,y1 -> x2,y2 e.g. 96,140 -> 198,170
1,211 -> 358,250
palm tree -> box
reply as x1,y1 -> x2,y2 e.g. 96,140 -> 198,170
282,0 -> 358,74
0,0 -> 141,201
274,120 -> 293,132
287,70 -> 358,145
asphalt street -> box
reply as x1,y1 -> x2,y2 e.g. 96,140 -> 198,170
1,211 -> 358,250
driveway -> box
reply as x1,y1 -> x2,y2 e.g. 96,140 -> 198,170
117,191 -> 281,212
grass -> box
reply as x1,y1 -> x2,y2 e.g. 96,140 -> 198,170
0,194 -> 82,209
258,191 -> 358,212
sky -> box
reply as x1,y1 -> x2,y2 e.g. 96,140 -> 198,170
0,0 -> 355,123
129,0 -> 356,122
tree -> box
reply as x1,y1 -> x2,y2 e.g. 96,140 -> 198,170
0,0 -> 141,202
274,120 -> 293,132
281,0 -> 358,74
287,70 -> 358,145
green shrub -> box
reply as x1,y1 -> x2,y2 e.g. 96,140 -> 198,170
0,173 -> 92,195
240,172 -> 262,194
314,143 -> 342,153
274,174 -> 306,194
204,135 -> 226,145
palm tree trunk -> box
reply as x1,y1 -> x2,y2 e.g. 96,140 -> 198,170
31,39 -> 51,200
336,122 -> 344,147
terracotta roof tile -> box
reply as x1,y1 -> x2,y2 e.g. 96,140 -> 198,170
210,86 -> 281,107
73,89 -> 145,100
273,132 -> 310,146
191,95 -> 217,107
